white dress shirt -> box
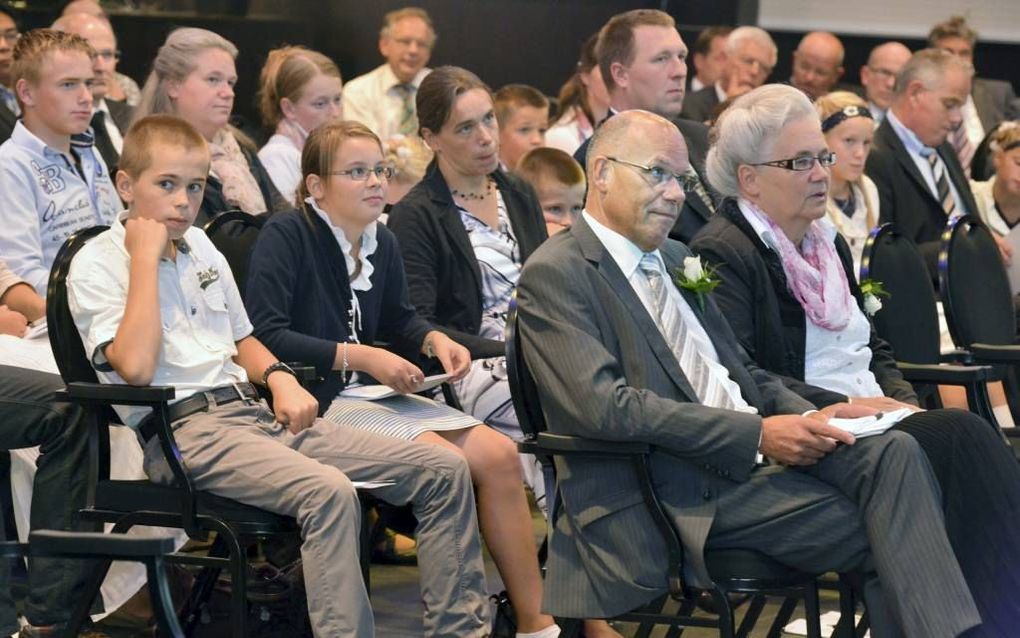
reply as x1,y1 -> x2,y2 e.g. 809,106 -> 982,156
94,99 -> 124,153
582,211 -> 757,414
960,94 -> 986,150
886,109 -> 970,216
258,134 -> 302,206
342,64 -> 431,142
67,215 -> 253,428
736,199 -> 884,399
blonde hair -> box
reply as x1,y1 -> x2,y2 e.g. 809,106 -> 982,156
380,7 -> 436,46
299,120 -> 383,204
258,46 -> 341,130
119,114 -> 210,179
516,147 -> 585,188
11,29 -> 95,107
385,135 -> 433,185
815,90 -> 877,232
989,121 -> 1020,154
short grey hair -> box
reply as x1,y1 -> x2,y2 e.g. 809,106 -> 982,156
134,27 -> 238,122
894,47 -> 973,96
706,83 -> 817,199
725,26 -> 777,63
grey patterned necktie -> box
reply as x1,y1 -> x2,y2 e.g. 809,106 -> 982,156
925,150 -> 957,217
638,254 -> 734,409
396,83 -> 417,136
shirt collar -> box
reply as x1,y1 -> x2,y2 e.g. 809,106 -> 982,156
887,108 -> 934,157
581,210 -> 662,278
10,120 -> 76,161
736,197 -> 838,251
306,197 -> 379,290
381,63 -> 429,91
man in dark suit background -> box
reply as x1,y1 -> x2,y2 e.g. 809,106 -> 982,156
517,109 -> 981,636
928,16 -> 1020,176
0,7 -> 19,143
687,26 -> 730,94
52,12 -> 133,172
866,48 -> 979,276
681,26 -> 777,124
574,9 -> 717,244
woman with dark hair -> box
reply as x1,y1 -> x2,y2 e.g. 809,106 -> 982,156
545,34 -> 610,155
690,83 -> 1020,636
134,27 -> 286,225
246,120 -> 561,638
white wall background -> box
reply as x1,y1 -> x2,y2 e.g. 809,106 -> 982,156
759,0 -> 1020,43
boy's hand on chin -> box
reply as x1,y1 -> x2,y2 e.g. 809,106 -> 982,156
124,217 -> 169,262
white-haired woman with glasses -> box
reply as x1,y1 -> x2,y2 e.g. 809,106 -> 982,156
691,84 -> 1020,636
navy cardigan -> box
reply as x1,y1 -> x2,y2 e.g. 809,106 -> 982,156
386,159 -> 548,358
245,208 -> 432,412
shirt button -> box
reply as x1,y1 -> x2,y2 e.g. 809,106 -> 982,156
191,307 -> 197,315
856,378 -> 863,385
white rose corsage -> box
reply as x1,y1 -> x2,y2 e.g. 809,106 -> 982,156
859,278 -> 889,317
673,256 -> 721,311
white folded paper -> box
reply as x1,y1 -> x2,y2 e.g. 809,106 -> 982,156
828,407 -> 914,438
339,372 -> 453,401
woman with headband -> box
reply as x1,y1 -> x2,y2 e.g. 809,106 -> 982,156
815,91 -> 879,274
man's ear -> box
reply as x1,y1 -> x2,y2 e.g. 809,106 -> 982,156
115,170 -> 134,204
610,61 -> 629,91
305,173 -> 325,199
15,79 -> 33,109
590,156 -> 611,194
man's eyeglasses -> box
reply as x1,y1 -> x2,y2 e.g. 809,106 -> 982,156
605,156 -> 699,191
95,49 -> 122,62
0,29 -> 19,43
751,151 -> 836,172
329,165 -> 394,181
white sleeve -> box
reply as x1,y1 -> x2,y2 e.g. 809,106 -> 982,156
0,160 -> 49,294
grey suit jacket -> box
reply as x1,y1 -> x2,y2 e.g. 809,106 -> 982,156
972,77 -> 1019,133
680,85 -> 721,123
516,217 -> 816,617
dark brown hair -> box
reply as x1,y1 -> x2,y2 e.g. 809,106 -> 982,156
415,65 -> 492,135
555,33 -> 599,126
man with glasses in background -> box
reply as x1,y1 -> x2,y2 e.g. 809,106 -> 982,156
0,7 -> 19,142
681,26 -> 777,123
789,31 -> 848,100
52,12 -> 132,172
866,48 -> 979,278
859,41 -> 912,124
343,7 -> 435,143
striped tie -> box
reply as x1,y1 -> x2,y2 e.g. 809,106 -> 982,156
396,84 -> 417,136
638,254 -> 734,409
925,150 -> 957,218
950,124 -> 975,178
686,168 -> 716,215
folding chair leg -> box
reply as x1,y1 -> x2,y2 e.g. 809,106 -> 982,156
218,529 -> 248,638
59,559 -> 112,638
765,596 -> 798,638
803,583 -> 822,638
736,594 -> 766,637
145,556 -> 185,638
832,575 -> 859,638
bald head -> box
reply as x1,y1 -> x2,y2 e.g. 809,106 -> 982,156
61,0 -> 106,19
52,12 -> 116,102
860,41 -> 911,111
791,31 -> 845,99
586,110 -> 688,251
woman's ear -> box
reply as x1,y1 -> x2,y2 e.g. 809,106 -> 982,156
305,173 -> 325,199
280,97 -> 298,120
166,80 -> 181,101
420,128 -> 439,154
737,164 -> 760,199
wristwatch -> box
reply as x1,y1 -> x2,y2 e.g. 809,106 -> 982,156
261,361 -> 297,386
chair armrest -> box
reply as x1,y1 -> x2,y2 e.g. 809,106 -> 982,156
968,343 -> 1020,363
939,349 -> 974,364
57,382 -> 175,406
28,530 -> 176,559
534,432 -> 652,456
897,362 -> 999,384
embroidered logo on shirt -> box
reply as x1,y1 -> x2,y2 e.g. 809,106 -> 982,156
196,266 -> 220,290
31,161 -> 66,195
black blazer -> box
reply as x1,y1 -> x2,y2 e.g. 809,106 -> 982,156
197,135 -> 286,228
575,114 -> 716,244
972,77 -> 1020,133
245,208 -> 432,411
865,118 -> 979,277
679,85 -> 721,123
690,199 -> 918,406
106,99 -> 133,134
386,160 -> 548,358
0,101 -> 16,144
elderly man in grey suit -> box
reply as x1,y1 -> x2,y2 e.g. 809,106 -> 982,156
516,109 -> 983,637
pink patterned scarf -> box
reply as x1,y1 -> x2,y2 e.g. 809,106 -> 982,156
744,201 -> 854,331
208,129 -> 268,215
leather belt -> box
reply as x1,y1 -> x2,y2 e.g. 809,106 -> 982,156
138,382 -> 258,444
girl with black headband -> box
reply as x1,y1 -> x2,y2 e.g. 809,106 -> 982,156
816,91 -> 878,273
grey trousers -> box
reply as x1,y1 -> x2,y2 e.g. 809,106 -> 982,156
142,397 -> 490,638
701,429 -> 981,638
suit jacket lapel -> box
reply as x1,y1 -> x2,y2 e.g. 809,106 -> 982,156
574,218 -> 699,400
877,120 -> 939,206
937,142 -> 980,215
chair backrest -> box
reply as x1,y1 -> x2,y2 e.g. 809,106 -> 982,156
47,225 -> 110,385
860,223 -> 942,364
203,210 -> 266,295
504,291 -> 548,438
940,215 -> 1016,346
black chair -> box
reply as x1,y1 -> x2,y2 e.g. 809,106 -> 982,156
860,223 -> 1001,424
2,531 -> 184,638
203,210 -> 267,296
504,292 -> 822,638
938,215 -> 1020,447
47,225 -> 299,637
